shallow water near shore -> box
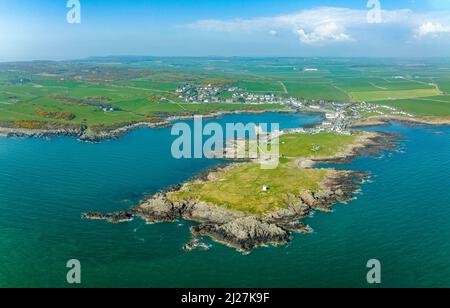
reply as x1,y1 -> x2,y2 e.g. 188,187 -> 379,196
0,113 -> 449,288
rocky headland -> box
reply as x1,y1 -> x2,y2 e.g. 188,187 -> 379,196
83,131 -> 398,253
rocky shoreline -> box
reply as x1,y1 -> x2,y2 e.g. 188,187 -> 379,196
0,108 -> 291,143
0,126 -> 84,139
351,115 -> 450,128
0,121 -> 170,142
82,168 -> 368,252
297,131 -> 400,168
82,131 -> 398,252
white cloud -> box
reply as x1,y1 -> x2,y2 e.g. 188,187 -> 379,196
296,22 -> 353,44
417,21 -> 450,38
186,7 -> 364,45
185,6 -> 450,45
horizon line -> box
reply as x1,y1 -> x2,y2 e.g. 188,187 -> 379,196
2,55 -> 450,64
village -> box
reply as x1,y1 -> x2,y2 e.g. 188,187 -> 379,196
176,83 -> 295,105
174,82 -> 407,135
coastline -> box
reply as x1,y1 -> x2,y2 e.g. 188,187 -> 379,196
83,131 -> 398,253
351,115 -> 450,128
3,107 -> 448,143
0,108 -> 294,143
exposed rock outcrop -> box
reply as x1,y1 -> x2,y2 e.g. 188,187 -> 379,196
0,126 -> 85,139
191,217 -> 291,252
183,237 -> 211,252
351,115 -> 450,128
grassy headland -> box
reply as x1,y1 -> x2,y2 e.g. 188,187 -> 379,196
83,130 -> 393,251
168,132 -> 359,215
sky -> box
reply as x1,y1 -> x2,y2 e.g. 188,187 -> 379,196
1,0 -> 450,61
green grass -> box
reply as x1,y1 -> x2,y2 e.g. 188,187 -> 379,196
237,80 -> 284,93
169,132 -> 359,214
280,132 -> 357,158
113,80 -> 184,92
372,95 -> 450,116
437,78 -> 450,94
171,163 -> 329,214
335,78 -> 436,92
284,81 -> 349,101
350,88 -> 441,102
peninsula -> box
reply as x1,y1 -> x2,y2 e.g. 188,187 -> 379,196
83,130 -> 398,252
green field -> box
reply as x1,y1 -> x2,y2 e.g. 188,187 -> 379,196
280,132 -> 357,158
284,81 -> 349,101
437,78 -> 450,94
350,88 -> 441,102
237,80 -> 285,93
372,95 -> 450,116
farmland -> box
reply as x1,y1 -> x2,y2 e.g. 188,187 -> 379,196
1,57 -> 450,130
371,95 -> 450,116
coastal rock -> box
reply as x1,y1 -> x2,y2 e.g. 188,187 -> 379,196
0,126 -> 85,139
191,216 -> 291,252
352,115 -> 450,128
137,193 -> 185,223
183,202 -> 246,224
78,121 -> 170,143
312,132 -> 399,166
265,195 -> 309,221
82,210 -> 134,223
182,237 -> 211,252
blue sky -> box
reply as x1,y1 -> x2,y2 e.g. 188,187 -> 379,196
1,0 -> 450,61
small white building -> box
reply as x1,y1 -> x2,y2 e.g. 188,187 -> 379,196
326,113 -> 338,120
262,185 -> 269,192
304,68 -> 319,72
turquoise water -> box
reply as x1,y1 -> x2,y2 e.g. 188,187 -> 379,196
0,113 -> 449,288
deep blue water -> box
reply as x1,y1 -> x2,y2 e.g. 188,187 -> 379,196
0,113 -> 449,288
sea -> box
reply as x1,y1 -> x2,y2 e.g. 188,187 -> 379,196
0,112 -> 449,288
